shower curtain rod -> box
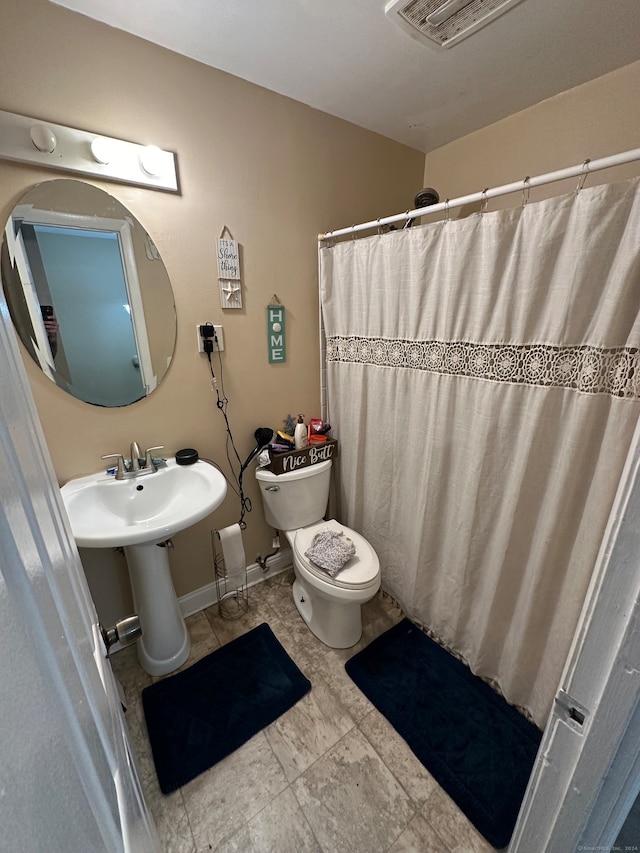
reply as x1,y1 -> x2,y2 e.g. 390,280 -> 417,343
318,146 -> 640,241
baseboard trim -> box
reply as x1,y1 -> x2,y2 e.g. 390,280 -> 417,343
178,547 -> 293,618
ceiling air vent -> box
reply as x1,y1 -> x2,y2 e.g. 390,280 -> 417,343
385,0 -> 526,49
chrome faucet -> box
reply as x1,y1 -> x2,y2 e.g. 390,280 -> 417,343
102,444 -> 165,480
130,441 -> 142,471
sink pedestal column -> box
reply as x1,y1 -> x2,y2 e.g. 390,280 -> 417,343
124,542 -> 190,676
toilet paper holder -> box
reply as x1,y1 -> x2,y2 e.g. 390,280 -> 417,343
212,526 -> 249,619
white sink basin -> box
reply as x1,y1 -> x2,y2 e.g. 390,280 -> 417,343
61,458 -> 227,548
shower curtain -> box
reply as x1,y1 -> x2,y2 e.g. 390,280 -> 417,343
320,178 -> 640,728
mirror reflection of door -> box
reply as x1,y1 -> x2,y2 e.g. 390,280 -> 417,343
1,179 -> 177,408
26,224 -> 146,406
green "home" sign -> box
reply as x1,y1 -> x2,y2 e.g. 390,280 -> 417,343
267,302 -> 286,363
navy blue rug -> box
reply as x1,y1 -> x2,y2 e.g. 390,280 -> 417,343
345,619 -> 541,849
142,622 -> 311,794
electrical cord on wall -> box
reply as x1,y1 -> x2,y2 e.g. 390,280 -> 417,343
202,325 -> 253,528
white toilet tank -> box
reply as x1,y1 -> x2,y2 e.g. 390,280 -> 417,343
256,459 -> 332,530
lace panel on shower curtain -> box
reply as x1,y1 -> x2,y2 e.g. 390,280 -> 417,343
327,337 -> 640,399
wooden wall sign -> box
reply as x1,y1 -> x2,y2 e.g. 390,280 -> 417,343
217,233 -> 242,309
267,298 -> 286,363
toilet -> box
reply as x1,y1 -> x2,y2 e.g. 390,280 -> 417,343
256,459 -> 380,648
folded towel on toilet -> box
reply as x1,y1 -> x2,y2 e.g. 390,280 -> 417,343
305,528 -> 356,577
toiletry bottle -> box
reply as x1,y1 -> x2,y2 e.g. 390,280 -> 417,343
294,414 -> 308,450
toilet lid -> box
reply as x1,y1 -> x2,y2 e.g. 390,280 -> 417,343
293,519 -> 380,589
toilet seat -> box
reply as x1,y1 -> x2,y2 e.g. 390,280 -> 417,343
293,519 -> 379,590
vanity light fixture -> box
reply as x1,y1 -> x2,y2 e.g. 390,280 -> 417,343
0,109 -> 178,193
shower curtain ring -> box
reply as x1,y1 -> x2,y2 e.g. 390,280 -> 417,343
351,225 -> 358,241
576,159 -> 591,194
522,177 -> 531,207
444,199 -> 450,221
480,188 -> 489,215
377,217 -> 383,236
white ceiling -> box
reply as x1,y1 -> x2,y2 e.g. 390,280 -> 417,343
51,0 -> 640,153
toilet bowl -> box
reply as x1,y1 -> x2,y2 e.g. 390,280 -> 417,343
256,460 -> 381,648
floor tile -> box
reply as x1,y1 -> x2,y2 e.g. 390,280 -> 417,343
292,727 -> 415,853
204,599 -> 270,646
309,648 -> 375,724
265,672 -> 355,782
256,570 -> 299,621
359,707 -> 438,810
422,786 -> 498,853
388,812 -> 449,853
213,787 -> 322,853
181,732 -> 289,852
184,610 -> 222,659
149,791 -> 197,853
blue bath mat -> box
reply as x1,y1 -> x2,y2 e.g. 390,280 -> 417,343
345,619 -> 541,849
142,622 -> 311,794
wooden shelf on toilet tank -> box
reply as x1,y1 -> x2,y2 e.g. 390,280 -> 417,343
267,439 -> 338,475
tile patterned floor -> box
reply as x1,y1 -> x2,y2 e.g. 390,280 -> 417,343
111,570 -> 498,853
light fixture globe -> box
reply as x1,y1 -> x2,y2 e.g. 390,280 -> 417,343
139,145 -> 165,177
30,124 -> 57,153
90,137 -> 113,165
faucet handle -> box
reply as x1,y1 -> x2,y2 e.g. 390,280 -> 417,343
101,453 -> 127,479
144,446 -> 164,471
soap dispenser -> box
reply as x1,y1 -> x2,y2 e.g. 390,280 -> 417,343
294,414 -> 308,450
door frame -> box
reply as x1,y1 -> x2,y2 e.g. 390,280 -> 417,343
510,413 -> 640,851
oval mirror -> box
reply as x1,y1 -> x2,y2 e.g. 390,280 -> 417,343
0,179 -> 176,407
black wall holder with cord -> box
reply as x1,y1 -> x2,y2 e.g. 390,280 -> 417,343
200,322 -> 215,354
200,322 -> 273,529
197,322 -> 224,353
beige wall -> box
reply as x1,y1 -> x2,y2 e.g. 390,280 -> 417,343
0,0 -> 424,621
423,60 -> 640,214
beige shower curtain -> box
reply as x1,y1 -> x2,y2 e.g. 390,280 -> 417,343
319,178 -> 640,728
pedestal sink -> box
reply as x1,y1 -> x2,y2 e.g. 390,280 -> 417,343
61,458 -> 227,676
